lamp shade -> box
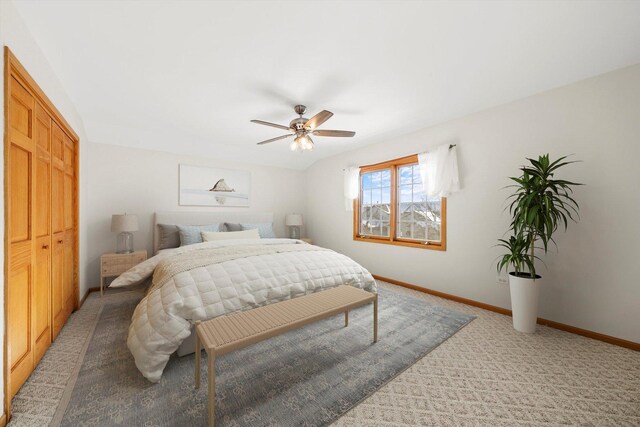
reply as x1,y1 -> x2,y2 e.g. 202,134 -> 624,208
285,213 -> 303,226
111,214 -> 139,232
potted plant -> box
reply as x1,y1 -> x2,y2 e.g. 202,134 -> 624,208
497,154 -> 581,333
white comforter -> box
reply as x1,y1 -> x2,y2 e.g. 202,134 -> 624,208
112,239 -> 376,382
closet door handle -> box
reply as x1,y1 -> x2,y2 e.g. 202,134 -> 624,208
42,244 -> 49,249
58,239 -> 64,244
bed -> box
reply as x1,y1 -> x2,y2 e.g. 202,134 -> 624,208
111,212 -> 377,382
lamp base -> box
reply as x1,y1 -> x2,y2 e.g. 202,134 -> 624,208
116,232 -> 134,254
289,226 -> 300,240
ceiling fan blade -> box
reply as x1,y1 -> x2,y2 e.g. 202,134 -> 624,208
304,110 -> 333,130
251,119 -> 291,131
312,130 -> 356,137
257,134 -> 293,145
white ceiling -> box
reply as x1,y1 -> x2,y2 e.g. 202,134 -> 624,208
12,0 -> 640,170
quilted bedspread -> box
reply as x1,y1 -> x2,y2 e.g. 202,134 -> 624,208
114,239 -> 377,382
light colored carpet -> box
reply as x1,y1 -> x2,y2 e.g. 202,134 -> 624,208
8,281 -> 640,426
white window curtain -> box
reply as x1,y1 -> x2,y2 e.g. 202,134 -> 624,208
418,144 -> 460,198
343,167 -> 360,211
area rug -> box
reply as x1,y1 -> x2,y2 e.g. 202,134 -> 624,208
53,287 -> 474,426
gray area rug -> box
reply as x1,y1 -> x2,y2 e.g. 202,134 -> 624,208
55,287 -> 474,426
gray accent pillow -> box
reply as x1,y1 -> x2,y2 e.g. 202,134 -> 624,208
224,222 -> 243,232
157,224 -> 180,250
177,224 -> 222,246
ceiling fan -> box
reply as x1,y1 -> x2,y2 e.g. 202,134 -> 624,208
251,105 -> 355,151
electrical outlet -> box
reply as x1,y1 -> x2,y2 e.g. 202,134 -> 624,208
497,276 -> 509,285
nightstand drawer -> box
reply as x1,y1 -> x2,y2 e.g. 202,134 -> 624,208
102,262 -> 138,276
102,252 -> 146,263
101,251 -> 147,277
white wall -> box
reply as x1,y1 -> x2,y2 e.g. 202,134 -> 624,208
84,142 -> 307,288
306,64 -> 640,343
0,0 -> 90,417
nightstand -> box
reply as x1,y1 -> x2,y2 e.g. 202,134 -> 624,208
100,250 -> 147,296
301,238 -> 313,244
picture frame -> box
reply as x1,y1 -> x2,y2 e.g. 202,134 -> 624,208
179,164 -> 251,207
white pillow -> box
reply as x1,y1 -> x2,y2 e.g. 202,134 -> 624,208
201,229 -> 260,241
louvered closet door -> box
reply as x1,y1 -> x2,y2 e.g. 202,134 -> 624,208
51,121 -> 68,339
34,103 -> 53,363
7,76 -> 36,397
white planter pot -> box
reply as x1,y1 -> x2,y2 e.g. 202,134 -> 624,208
508,273 -> 542,333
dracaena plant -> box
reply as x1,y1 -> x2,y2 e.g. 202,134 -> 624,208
496,234 -> 541,277
498,154 -> 582,278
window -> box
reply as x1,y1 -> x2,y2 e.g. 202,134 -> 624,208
354,154 -> 446,250
359,169 -> 391,237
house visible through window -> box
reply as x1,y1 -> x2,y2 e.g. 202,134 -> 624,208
354,154 -> 446,250
359,169 -> 391,237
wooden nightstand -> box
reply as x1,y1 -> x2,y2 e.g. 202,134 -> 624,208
301,238 -> 313,244
100,250 -> 147,296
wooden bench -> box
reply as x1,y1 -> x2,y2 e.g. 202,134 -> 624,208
194,285 -> 378,427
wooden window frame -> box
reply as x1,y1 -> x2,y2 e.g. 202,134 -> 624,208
353,154 -> 447,251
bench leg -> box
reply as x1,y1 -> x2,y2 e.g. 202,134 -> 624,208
373,294 -> 378,343
195,324 -> 201,389
208,353 -> 216,427
344,310 -> 349,327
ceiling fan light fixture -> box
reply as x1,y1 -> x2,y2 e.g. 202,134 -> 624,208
290,134 -> 307,152
292,134 -> 314,152
302,135 -> 314,151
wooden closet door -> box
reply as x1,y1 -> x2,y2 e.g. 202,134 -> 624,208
5,50 -> 80,411
63,133 -> 75,316
7,76 -> 35,397
34,103 -> 52,363
51,121 -> 68,339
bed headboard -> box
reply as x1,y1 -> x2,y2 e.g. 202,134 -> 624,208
153,211 -> 274,254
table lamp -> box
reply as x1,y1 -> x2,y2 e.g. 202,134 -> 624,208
285,214 -> 303,239
111,213 -> 138,253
